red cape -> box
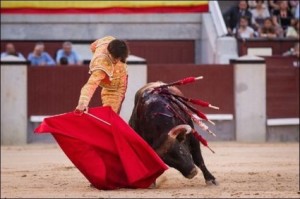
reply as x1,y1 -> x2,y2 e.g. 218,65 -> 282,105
35,106 -> 168,190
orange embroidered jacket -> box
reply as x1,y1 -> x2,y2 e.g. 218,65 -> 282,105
78,36 -> 128,113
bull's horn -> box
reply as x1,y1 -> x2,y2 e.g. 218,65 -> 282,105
168,124 -> 192,139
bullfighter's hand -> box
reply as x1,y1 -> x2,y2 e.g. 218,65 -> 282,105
75,104 -> 89,114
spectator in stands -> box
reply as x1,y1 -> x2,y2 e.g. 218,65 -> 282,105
233,16 -> 255,38
223,0 -> 253,36
286,19 -> 299,38
294,2 -> 299,19
258,17 -> 278,38
251,0 -> 271,30
248,0 -> 269,9
272,0 -> 294,31
56,41 -> 82,65
288,0 -> 299,15
1,43 -> 25,59
59,56 -> 69,65
268,0 -> 280,12
282,42 -> 299,58
27,42 -> 55,66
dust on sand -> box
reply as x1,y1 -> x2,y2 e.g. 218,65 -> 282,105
1,142 -> 299,198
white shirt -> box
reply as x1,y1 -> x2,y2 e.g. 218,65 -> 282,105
251,8 -> 270,25
233,26 -> 255,38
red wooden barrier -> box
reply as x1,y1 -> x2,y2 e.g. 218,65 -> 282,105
27,64 -> 234,116
27,65 -> 102,117
26,57 -> 299,119
265,56 -> 299,118
238,38 -> 297,56
147,64 -> 234,114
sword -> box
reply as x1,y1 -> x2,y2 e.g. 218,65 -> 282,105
84,112 -> 112,126
74,109 -> 111,126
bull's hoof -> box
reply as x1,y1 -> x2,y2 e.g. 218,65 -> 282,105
205,179 -> 219,186
148,182 -> 156,189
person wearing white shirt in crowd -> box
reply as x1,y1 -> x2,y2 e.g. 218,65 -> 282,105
286,19 -> 299,38
233,16 -> 255,38
251,0 -> 271,30
248,0 -> 269,9
1,43 -> 25,60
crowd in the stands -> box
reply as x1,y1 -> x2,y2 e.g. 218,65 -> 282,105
1,1 -> 299,65
223,0 -> 299,39
1,41 -> 82,66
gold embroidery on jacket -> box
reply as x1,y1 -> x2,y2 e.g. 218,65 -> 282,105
78,35 -> 128,113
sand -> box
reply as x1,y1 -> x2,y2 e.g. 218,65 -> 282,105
1,142 -> 299,198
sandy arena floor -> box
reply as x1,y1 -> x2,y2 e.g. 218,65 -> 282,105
1,142 -> 299,198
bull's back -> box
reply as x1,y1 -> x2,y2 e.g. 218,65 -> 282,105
129,91 -> 183,146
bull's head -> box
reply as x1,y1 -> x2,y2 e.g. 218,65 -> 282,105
153,124 -> 198,179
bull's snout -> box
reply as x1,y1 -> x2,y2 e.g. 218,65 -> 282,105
186,167 -> 198,179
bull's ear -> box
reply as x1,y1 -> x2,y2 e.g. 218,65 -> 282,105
168,124 -> 192,139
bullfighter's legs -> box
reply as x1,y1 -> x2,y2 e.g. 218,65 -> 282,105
189,135 -> 218,185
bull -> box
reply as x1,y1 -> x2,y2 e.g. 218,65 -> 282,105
129,82 -> 217,185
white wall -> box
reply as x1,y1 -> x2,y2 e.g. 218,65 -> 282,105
200,13 -> 217,64
233,56 -> 267,142
1,14 -> 203,40
1,58 -> 28,145
200,1 -> 238,64
120,55 -> 147,122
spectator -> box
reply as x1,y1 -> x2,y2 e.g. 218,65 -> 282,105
288,0 -> 299,15
282,42 -> 299,58
295,2 -> 299,19
248,0 -> 269,9
251,0 -> 271,30
272,1 -> 294,31
223,0 -> 253,35
268,0 -> 280,12
233,16 -> 255,38
56,41 -> 82,65
1,43 -> 25,59
286,19 -> 299,38
27,42 -> 55,66
59,56 -> 69,65
258,17 -> 278,38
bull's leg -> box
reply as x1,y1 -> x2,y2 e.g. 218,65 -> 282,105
189,136 -> 218,185
148,181 -> 156,189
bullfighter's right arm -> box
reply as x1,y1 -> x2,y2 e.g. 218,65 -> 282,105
76,70 -> 106,111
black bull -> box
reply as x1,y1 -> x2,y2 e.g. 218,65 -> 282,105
129,82 -> 217,185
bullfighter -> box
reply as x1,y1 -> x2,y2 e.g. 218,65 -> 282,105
76,36 -> 129,114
